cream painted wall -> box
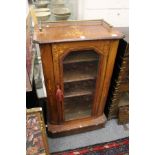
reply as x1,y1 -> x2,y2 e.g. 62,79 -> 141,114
26,0 -> 29,17
77,0 -> 129,27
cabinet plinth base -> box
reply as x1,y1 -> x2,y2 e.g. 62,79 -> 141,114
47,114 -> 107,137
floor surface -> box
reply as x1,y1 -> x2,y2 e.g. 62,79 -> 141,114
48,119 -> 129,153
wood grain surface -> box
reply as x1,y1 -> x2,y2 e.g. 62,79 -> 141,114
36,20 -> 124,136
33,20 -> 124,44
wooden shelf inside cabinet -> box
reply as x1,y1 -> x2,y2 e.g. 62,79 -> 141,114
64,95 -> 93,121
63,52 -> 98,64
64,89 -> 92,98
64,70 -> 97,83
64,101 -> 92,121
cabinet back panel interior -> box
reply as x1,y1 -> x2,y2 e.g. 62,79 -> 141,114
63,50 -> 99,121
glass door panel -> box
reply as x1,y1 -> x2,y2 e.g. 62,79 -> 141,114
63,50 -> 99,121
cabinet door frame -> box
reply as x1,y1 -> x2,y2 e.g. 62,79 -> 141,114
52,40 -> 111,123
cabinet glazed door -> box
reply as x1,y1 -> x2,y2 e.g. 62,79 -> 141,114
52,41 -> 111,123
63,50 -> 99,121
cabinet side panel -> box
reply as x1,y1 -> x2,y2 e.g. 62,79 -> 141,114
98,40 -> 120,115
40,44 -> 58,123
92,54 -> 108,116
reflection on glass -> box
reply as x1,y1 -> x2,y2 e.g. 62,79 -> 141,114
63,50 -> 99,121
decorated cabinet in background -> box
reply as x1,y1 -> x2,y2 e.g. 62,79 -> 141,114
33,20 -> 124,137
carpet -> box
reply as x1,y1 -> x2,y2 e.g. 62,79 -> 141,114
51,137 -> 129,155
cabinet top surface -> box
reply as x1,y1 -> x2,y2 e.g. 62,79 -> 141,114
33,20 -> 124,44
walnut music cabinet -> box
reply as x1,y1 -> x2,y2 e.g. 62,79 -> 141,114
33,20 -> 124,137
